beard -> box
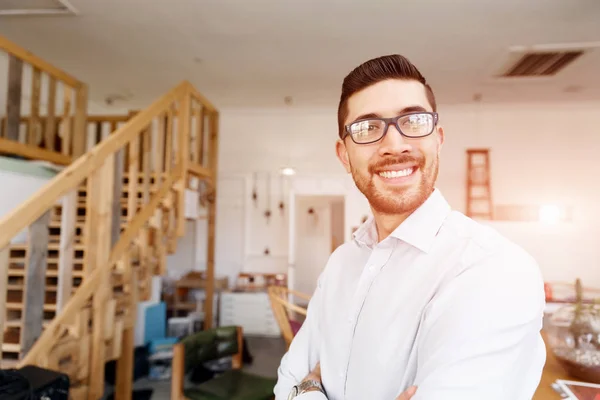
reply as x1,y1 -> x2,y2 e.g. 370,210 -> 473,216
350,153 -> 438,215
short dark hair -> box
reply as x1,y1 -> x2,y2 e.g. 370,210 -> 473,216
337,54 -> 437,138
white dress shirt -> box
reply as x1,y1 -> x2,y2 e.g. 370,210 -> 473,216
274,189 -> 546,400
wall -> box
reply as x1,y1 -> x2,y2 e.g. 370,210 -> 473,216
204,101 -> 600,288
0,156 -> 58,243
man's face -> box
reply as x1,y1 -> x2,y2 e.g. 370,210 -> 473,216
336,79 -> 444,215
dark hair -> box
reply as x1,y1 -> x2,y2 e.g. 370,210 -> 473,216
337,54 -> 437,138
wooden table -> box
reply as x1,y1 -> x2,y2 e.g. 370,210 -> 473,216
533,332 -> 582,399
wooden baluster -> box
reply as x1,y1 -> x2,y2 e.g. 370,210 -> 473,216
45,77 -> 57,151
164,107 -> 174,175
56,190 -> 77,312
155,113 -> 165,183
61,88 -> 72,156
6,55 -> 23,142
28,67 -> 41,146
72,84 -> 88,158
197,106 -> 205,165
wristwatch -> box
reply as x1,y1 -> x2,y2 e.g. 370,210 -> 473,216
287,379 -> 326,399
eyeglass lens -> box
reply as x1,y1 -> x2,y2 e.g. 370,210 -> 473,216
348,113 -> 434,143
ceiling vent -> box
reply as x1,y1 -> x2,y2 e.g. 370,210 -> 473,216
0,0 -> 77,16
501,50 -> 584,77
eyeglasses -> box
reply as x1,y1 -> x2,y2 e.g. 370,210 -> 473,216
343,111 -> 439,144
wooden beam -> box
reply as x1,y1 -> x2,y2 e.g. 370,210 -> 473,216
6,55 -> 23,141
56,190 -> 77,312
61,88 -> 73,156
0,137 -> 72,165
21,210 -> 51,356
188,163 -> 213,180
0,34 -> 81,88
187,81 -> 217,113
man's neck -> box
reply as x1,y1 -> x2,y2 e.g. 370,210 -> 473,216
372,211 -> 411,243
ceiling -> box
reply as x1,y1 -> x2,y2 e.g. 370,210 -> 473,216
1,0 -> 599,109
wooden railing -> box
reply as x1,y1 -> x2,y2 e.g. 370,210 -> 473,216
0,35 -> 89,160
0,80 -> 219,399
0,114 -> 132,165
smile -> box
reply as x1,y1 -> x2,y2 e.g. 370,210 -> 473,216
378,167 -> 416,179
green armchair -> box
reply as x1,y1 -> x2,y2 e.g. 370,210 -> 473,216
171,325 -> 277,400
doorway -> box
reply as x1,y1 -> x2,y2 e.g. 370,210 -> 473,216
289,195 -> 345,296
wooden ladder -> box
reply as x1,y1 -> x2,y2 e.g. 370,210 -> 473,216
466,148 -> 493,220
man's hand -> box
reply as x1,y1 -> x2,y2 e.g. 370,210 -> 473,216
395,386 -> 417,400
304,361 -> 321,382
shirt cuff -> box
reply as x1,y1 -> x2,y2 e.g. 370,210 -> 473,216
296,390 -> 328,400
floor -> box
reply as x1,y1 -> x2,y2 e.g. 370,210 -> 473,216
103,335 -> 287,399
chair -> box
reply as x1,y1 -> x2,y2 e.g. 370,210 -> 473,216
267,286 -> 310,348
171,325 -> 277,400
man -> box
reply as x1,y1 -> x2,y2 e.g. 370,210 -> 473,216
274,54 -> 546,400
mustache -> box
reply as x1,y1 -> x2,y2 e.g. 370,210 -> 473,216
368,155 -> 424,174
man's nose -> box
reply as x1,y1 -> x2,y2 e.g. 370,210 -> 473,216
378,123 -> 412,156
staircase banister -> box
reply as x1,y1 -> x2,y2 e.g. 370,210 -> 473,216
0,80 -> 191,249
0,34 -> 82,88
18,172 -> 177,367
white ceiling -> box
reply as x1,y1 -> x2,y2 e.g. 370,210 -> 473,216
1,0 -> 599,109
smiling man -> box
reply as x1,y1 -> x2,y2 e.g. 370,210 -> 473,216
274,55 -> 546,400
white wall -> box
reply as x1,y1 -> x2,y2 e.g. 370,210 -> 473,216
202,101 -> 600,289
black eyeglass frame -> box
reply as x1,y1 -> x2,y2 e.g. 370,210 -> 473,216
342,111 -> 439,144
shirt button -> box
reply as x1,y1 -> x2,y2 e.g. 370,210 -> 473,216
339,371 -> 344,378
347,316 -> 353,324
369,264 -> 376,272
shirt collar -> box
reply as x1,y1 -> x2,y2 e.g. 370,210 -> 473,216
352,188 -> 452,253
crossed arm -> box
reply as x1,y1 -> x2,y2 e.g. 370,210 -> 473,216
275,254 -> 547,399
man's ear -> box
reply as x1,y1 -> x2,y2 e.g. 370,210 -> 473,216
437,125 -> 445,150
336,139 -> 351,173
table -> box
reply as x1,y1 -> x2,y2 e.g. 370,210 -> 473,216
533,332 -> 583,399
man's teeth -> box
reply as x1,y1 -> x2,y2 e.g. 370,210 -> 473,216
379,168 -> 414,179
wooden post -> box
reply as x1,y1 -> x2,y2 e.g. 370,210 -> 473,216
56,190 -> 77,312
87,156 -> 114,400
0,246 -> 9,361
72,84 -> 88,158
114,267 -> 138,400
21,210 -> 51,356
204,111 -> 219,329
6,55 -> 23,142
176,94 -> 191,237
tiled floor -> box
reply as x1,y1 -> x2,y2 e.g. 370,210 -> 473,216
103,335 -> 287,399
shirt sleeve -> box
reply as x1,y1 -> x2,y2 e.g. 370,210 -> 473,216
411,249 -> 547,400
273,274 -> 327,400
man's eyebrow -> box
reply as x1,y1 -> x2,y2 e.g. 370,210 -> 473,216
350,105 -> 429,123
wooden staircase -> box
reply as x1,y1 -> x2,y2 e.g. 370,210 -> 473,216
0,35 -> 219,399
